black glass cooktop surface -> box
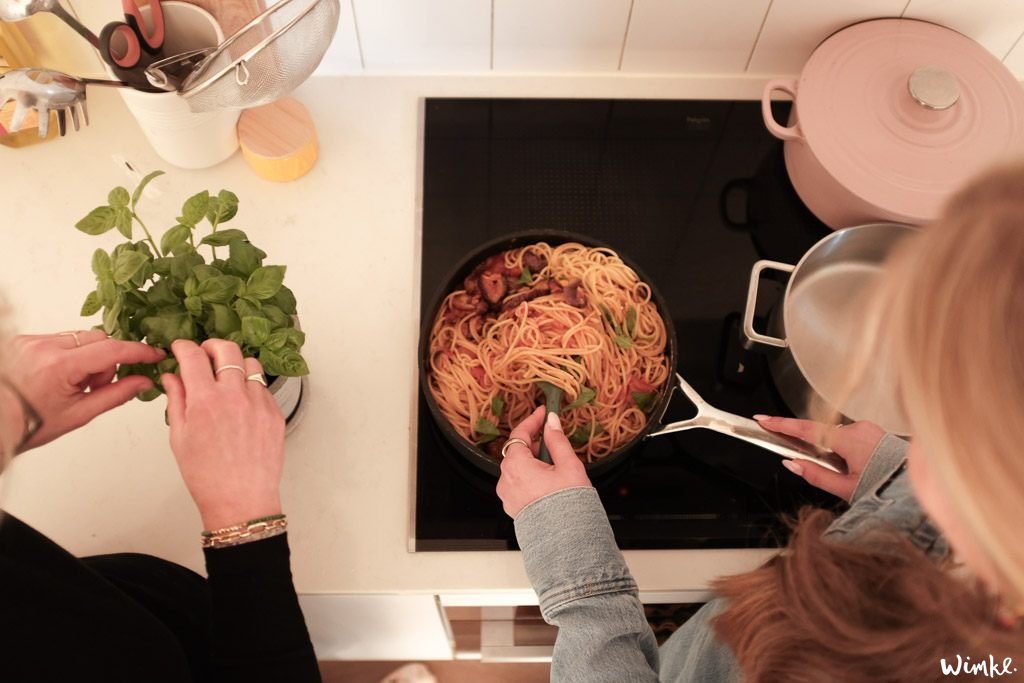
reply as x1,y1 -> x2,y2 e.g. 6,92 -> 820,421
415,98 -> 836,551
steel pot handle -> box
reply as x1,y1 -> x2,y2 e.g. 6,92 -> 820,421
762,79 -> 802,141
742,259 -> 793,349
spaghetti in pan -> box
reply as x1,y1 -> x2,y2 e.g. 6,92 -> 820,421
427,241 -> 671,463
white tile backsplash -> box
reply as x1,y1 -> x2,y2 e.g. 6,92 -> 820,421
903,0 -> 1024,59
745,0 -> 909,74
621,0 -> 771,73
62,0 -> 1024,80
352,0 -> 490,71
492,0 -> 632,72
318,0 -> 363,73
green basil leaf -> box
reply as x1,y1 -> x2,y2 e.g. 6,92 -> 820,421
91,249 -> 112,278
131,170 -> 164,209
209,189 -> 239,224
191,264 -> 222,282
631,391 -> 656,413
598,303 -> 623,335
199,228 -> 248,248
518,265 -> 532,285
97,279 -> 117,307
568,421 -> 604,448
137,386 -> 162,401
146,279 -> 178,307
112,251 -> 150,286
625,306 -> 637,337
141,309 -> 193,347
152,257 -> 174,276
258,347 -> 286,376
170,249 -> 204,281
102,297 -> 124,335
75,206 -> 117,235
564,386 -> 597,412
196,275 -> 242,304
245,265 -> 286,301
491,395 -> 505,418
157,357 -> 179,374
474,417 -> 501,444
277,349 -> 309,376
160,224 -> 192,254
183,275 -> 199,297
206,303 -> 241,337
613,335 -> 633,350
180,190 -> 210,227
265,327 -> 304,352
262,305 -> 290,329
227,239 -> 263,277
115,206 -> 133,239
80,291 -> 101,316
241,315 -> 272,346
269,285 -> 297,315
107,187 -> 130,208
123,289 -> 148,311
226,330 -> 245,346
232,297 -> 262,318
184,295 -> 203,318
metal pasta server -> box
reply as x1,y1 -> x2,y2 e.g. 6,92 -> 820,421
647,373 -> 848,474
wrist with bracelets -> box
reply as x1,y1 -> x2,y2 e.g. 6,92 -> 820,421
202,513 -> 287,549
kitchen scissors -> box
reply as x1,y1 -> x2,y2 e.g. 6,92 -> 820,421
99,0 -> 165,70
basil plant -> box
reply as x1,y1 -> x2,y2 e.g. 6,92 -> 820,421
75,170 -> 309,401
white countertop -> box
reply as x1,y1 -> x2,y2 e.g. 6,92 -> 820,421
0,73 -> 779,598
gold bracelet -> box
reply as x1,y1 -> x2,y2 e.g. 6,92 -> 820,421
201,515 -> 288,549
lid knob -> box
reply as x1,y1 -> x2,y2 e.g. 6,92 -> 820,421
908,66 -> 960,110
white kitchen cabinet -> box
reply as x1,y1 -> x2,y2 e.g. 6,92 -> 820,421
621,0 -> 771,74
745,0 -> 908,74
299,594 -> 453,660
352,0 -> 491,71
492,0 -> 632,72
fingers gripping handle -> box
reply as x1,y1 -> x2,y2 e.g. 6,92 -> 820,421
742,260 -> 793,349
762,79 -> 802,141
705,414 -> 849,474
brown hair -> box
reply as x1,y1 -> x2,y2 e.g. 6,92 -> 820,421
712,163 -> 1024,681
712,510 -> 1023,683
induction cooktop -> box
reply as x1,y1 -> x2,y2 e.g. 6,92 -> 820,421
415,98 -> 836,551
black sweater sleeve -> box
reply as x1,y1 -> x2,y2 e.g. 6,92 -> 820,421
203,533 -> 321,683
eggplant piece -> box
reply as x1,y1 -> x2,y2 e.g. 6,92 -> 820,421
500,280 -> 551,312
479,272 -> 508,305
562,278 -> 588,308
451,292 -> 480,312
523,251 -> 547,274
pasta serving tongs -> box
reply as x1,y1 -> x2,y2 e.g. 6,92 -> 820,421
646,373 -> 848,474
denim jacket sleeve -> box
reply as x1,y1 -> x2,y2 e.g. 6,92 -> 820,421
515,486 -> 660,683
514,436 -> 948,683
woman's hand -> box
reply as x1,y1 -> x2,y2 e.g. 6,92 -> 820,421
162,339 -> 285,531
5,331 -> 165,453
496,406 -> 592,518
755,415 -> 885,502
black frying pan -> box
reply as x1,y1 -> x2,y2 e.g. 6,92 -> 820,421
418,230 -> 679,479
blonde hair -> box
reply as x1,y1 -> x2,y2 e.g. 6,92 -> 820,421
712,163 -> 1024,680
877,163 -> 1024,606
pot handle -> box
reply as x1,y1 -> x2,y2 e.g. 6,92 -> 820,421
742,259 -> 793,349
762,79 -> 802,141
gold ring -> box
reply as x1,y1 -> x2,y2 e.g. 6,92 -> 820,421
59,331 -> 81,347
246,374 -> 268,387
500,437 -> 529,459
214,364 -> 246,376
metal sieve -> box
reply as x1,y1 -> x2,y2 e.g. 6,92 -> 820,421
179,0 -> 340,113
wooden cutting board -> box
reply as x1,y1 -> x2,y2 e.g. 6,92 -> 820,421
178,0 -> 266,38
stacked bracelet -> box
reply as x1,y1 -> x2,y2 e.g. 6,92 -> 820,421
202,514 -> 288,549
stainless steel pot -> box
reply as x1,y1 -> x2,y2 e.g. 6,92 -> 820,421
743,223 -> 916,435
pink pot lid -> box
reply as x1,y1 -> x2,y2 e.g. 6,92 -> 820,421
794,19 -> 1024,222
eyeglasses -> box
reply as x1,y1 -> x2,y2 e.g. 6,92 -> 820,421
0,378 -> 43,455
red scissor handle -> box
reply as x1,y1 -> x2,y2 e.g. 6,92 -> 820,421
100,22 -> 143,69
123,0 -> 165,54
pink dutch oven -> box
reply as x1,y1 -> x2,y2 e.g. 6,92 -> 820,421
762,19 -> 1024,229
